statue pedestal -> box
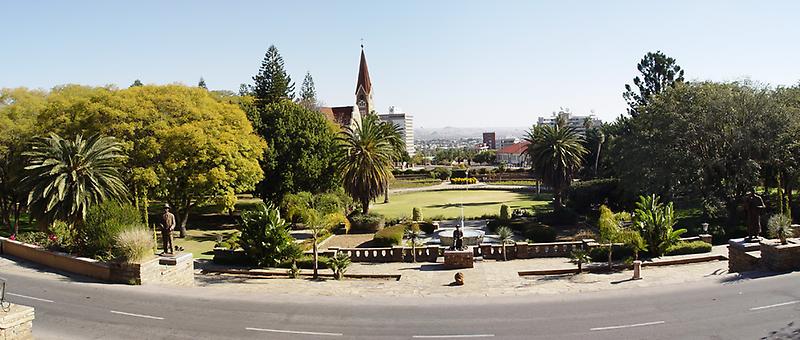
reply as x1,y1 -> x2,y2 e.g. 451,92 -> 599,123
728,238 -> 762,273
0,303 -> 35,340
444,250 -> 473,269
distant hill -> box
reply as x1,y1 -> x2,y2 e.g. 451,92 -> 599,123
414,126 -> 528,141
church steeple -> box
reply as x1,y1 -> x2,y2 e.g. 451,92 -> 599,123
355,45 -> 374,117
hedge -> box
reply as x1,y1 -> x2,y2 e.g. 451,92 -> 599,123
373,225 -> 406,246
589,244 -> 634,262
566,178 -> 623,213
523,224 -> 557,243
450,177 -> 477,185
278,255 -> 331,269
664,241 -> 712,256
349,212 -> 386,233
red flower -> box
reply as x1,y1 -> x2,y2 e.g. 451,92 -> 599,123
9,234 -> 16,241
49,234 -> 57,242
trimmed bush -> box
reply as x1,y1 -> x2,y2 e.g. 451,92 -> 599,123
499,205 -> 510,221
373,224 -> 406,246
451,169 -> 469,179
523,224 -> 557,243
113,228 -> 154,263
278,255 -> 330,269
450,177 -> 477,184
664,241 -> 712,256
416,221 -> 436,234
431,167 -> 451,180
349,212 -> 386,233
412,207 -> 423,221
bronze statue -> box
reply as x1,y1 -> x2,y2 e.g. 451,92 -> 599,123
161,206 -> 176,254
452,225 -> 464,251
743,192 -> 766,241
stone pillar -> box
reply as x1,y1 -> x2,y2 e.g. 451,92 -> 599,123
632,260 -> 642,280
0,303 -> 34,340
699,234 -> 712,245
392,246 -> 405,262
515,242 -> 529,259
479,244 -> 494,260
728,238 -> 762,273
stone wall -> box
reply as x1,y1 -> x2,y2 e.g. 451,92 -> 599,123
443,250 -> 473,269
1,237 -> 193,286
0,303 -> 34,340
760,239 -> 800,272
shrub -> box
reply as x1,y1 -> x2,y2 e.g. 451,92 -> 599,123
373,224 -> 406,246
215,232 -> 240,250
113,228 -> 154,263
664,241 -> 712,256
83,201 -> 143,258
451,169 -> 469,179
540,207 -> 579,226
431,167 -> 451,180
239,204 -> 295,267
523,224 -> 557,243
50,220 -> 76,252
278,254 -> 330,269
417,221 -> 436,234
566,178 -> 623,213
329,252 -> 352,280
589,244 -> 634,262
633,194 -> 686,256
450,177 -> 477,184
499,205 -> 510,221
16,232 -> 55,249
412,207 -> 423,221
348,212 -> 386,233
487,219 -> 503,233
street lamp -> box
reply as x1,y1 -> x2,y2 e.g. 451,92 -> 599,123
702,223 -> 709,233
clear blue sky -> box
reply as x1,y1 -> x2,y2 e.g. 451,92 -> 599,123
2,1 -> 799,127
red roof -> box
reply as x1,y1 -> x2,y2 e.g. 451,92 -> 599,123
497,141 -> 530,155
320,106 -> 354,127
355,48 -> 372,95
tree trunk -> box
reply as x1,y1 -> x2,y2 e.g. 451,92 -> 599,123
12,203 -> 21,237
361,197 -> 370,214
607,243 -> 613,271
178,202 -> 190,238
502,243 -> 507,261
594,142 -> 602,177
384,181 -> 389,203
312,236 -> 319,279
411,239 -> 416,263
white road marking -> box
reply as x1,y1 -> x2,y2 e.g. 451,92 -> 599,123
590,320 -> 665,331
246,327 -> 343,337
109,310 -> 165,320
412,335 -> 495,339
7,292 -> 55,303
750,300 -> 800,311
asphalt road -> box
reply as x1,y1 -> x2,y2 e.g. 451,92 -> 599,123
2,263 -> 799,339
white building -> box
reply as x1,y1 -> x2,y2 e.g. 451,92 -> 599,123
378,106 -> 415,157
537,110 -> 601,137
498,137 -> 519,150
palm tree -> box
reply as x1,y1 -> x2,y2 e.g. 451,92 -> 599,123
336,114 -> 397,214
524,120 -> 587,210
23,133 -> 128,226
379,119 -> 405,204
302,208 -> 349,279
569,248 -> 591,273
404,223 -> 422,263
496,226 -> 514,261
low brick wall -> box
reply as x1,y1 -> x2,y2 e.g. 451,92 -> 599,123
0,303 -> 34,340
444,250 -> 473,269
1,237 -> 193,285
728,238 -> 763,273
0,237 -> 111,281
760,239 -> 800,272
476,241 -> 587,260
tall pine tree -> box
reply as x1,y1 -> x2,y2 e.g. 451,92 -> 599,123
298,71 -> 317,109
253,45 -> 295,107
623,51 -> 685,117
130,79 -> 143,87
198,77 -> 208,89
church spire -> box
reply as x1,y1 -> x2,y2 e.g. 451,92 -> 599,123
355,44 -> 374,116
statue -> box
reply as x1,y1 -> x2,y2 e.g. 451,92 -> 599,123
161,206 -> 176,254
451,225 -> 464,251
454,272 -> 465,286
743,191 -> 766,241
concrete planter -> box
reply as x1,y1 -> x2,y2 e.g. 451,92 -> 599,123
760,238 -> 800,272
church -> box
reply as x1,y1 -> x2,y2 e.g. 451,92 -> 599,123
320,47 -> 415,156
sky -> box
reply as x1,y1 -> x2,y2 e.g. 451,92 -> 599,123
2,1 -> 800,128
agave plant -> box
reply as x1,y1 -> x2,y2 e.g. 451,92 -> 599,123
767,214 -> 794,245
405,223 -> 422,263
496,226 -> 514,261
569,249 -> 592,273
22,133 -> 128,226
329,251 -> 352,280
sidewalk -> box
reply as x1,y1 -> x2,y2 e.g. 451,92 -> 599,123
195,246 -> 733,298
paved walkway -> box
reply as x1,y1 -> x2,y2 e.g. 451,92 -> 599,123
389,182 -> 533,194
195,245 -> 732,298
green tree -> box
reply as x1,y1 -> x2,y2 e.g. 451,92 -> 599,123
336,114 -> 396,214
252,45 -> 295,107
569,249 -> 591,273
130,79 -> 143,87
255,100 -> 338,204
298,71 -> 317,110
405,223 -> 422,263
524,120 -> 587,210
302,208 -> 348,279
37,85 -> 267,236
198,77 -> 207,89
0,88 -> 45,236
633,194 -> 686,256
473,150 -> 496,165
22,133 -> 129,226
623,51 -> 685,116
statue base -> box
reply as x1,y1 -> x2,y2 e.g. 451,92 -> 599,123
444,250 -> 474,269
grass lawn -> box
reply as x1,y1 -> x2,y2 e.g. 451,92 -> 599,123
486,180 -> 540,186
371,189 -> 551,219
171,228 -> 238,260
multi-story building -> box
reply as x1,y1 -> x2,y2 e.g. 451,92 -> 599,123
498,137 -> 519,150
379,106 -> 415,157
536,110 -> 601,137
482,132 -> 496,149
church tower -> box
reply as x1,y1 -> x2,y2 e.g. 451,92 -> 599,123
355,45 -> 374,117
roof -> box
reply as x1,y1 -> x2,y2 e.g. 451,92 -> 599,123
355,48 -> 372,95
320,106 -> 355,127
497,141 -> 530,155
